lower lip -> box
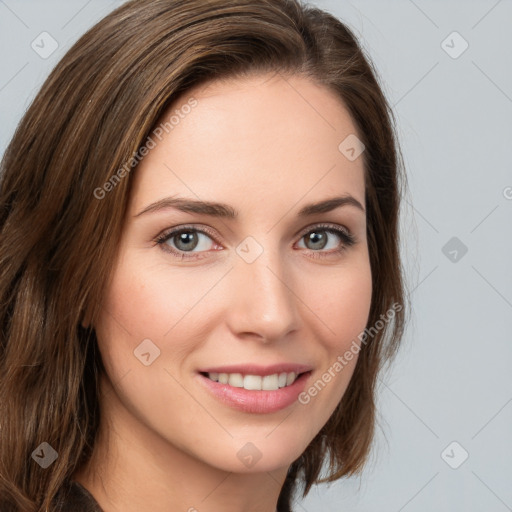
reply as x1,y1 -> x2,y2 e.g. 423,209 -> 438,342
196,371 -> 312,414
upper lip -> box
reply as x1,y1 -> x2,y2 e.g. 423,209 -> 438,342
198,363 -> 313,377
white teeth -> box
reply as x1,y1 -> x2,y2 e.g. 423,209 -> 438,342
228,373 -> 243,387
244,374 -> 263,390
262,374 -> 279,390
206,371 -> 299,390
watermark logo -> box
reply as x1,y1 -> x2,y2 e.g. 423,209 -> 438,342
338,134 -> 365,162
134,338 -> 161,366
442,236 -> 468,263
31,442 -> 58,468
237,442 -> 262,468
31,32 -> 58,59
441,441 -> 469,469
236,236 -> 264,264
441,31 -> 469,59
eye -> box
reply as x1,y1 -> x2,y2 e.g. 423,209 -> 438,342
155,225 -> 219,260
296,224 -> 356,259
155,223 -> 357,261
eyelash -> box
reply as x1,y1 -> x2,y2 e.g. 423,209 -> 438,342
154,223 -> 357,261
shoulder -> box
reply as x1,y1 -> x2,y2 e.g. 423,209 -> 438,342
53,480 -> 104,512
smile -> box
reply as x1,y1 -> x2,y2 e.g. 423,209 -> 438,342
197,370 -> 313,414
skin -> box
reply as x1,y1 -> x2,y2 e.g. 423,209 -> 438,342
73,72 -> 372,512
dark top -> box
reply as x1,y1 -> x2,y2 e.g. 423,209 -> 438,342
54,480 -> 104,512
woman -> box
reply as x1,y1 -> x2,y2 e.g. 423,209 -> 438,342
0,0 -> 407,511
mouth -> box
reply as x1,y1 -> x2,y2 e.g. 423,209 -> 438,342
199,370 -> 310,391
196,370 -> 313,414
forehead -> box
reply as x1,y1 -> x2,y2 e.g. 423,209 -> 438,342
129,72 -> 366,216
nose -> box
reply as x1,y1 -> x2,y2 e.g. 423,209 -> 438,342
224,244 -> 299,344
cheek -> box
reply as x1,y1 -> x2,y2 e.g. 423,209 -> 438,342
93,252 -> 228,391
97,258 -> 202,341
92,257 -> 208,435
318,258 -> 373,350
297,258 -> 372,424
93,258 -> 170,381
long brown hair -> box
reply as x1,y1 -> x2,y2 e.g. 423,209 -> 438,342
0,0 -> 407,510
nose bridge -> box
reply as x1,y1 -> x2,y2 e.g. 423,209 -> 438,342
228,236 -> 298,341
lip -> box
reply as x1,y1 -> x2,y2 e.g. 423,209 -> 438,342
196,363 -> 313,377
196,370 -> 313,414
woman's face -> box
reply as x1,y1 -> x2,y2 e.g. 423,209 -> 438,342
94,72 -> 372,474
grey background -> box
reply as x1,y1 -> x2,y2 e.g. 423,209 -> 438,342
1,1 -> 511,510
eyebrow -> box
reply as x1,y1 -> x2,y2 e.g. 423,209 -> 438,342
135,194 -> 365,219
